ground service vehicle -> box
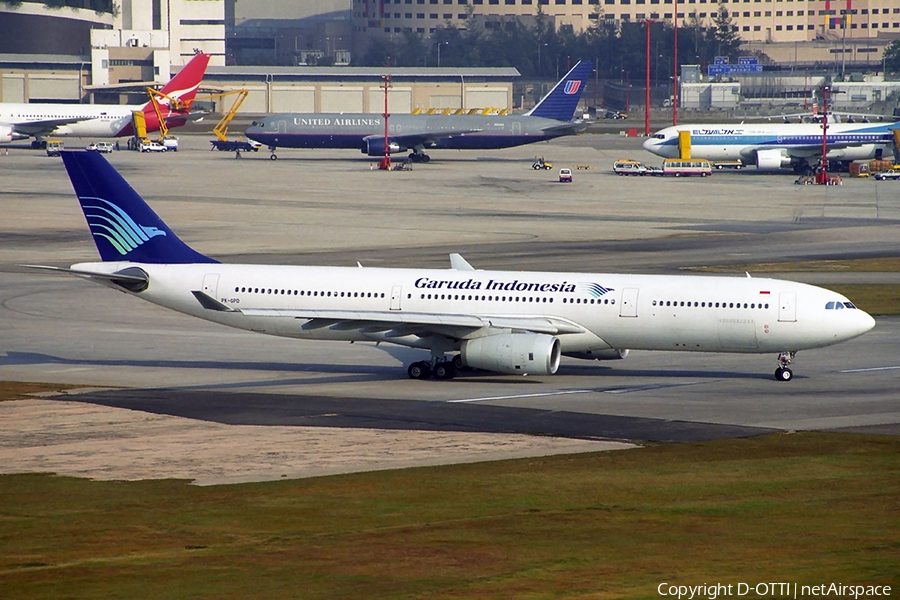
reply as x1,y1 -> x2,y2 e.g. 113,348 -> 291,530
558,168 -> 572,183
533,156 -> 552,170
613,160 -> 647,176
874,170 -> 900,180
139,141 -> 167,153
45,140 -> 63,156
87,141 -> 114,153
161,136 -> 179,151
662,158 -> 712,177
713,160 -> 743,170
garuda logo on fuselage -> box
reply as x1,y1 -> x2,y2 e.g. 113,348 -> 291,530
579,282 -> 614,298
80,196 -> 166,256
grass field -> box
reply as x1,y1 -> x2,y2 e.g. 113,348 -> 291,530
1,433 -> 897,599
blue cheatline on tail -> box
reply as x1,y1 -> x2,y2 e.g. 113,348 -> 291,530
60,151 -> 217,264
526,60 -> 594,121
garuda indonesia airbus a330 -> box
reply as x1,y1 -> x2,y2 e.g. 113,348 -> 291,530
643,120 -> 900,172
244,61 -> 593,162
34,151 -> 874,381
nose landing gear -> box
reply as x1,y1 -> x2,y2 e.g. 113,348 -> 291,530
775,351 -> 796,381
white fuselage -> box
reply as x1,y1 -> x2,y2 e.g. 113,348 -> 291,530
0,103 -> 137,140
73,261 -> 876,356
643,122 -> 895,166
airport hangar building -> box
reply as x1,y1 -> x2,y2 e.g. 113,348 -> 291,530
0,55 -> 521,115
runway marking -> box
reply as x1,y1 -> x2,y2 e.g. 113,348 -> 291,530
448,389 -> 594,403
839,366 -> 900,373
602,381 -> 704,394
448,381 -> 705,403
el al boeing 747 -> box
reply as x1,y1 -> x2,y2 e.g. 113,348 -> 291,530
643,120 -> 900,172
0,53 -> 210,147
245,61 -> 593,162
32,151 -> 874,381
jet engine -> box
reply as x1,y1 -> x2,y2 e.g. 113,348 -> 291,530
0,125 -> 25,144
461,333 -> 561,376
563,349 -> 629,361
364,138 -> 402,156
755,149 -> 791,170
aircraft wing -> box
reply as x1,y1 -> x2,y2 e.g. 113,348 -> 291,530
192,291 -> 585,338
540,121 -> 587,134
11,117 -> 90,137
741,137 -> 879,162
363,127 -> 483,149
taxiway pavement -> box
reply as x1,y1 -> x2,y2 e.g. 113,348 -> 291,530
1,134 -> 898,482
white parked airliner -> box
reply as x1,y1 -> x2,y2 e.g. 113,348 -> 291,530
643,121 -> 900,172
0,53 -> 209,147
33,151 -> 875,381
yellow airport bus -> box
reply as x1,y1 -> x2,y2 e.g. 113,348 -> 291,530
662,158 -> 712,177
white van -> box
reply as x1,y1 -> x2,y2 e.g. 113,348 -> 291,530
613,160 -> 647,176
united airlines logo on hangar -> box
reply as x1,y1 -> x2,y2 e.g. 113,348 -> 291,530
564,81 -> 581,95
579,282 -> 614,298
80,196 -> 166,256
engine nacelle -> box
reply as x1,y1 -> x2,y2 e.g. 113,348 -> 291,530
0,124 -> 25,144
563,349 -> 629,361
755,148 -> 791,170
364,138 -> 402,156
461,333 -> 561,376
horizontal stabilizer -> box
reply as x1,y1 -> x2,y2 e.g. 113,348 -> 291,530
192,290 -> 237,312
22,264 -> 149,291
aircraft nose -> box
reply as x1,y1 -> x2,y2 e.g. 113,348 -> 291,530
856,310 -> 877,337
642,137 -> 655,151
838,308 -> 877,343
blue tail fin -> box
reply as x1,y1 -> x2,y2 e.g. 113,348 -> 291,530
61,151 -> 217,264
526,60 -> 593,121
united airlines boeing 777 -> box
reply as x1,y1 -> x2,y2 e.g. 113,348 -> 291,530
0,53 -> 210,147
245,61 -> 593,162
34,151 -> 875,381
643,121 -> 900,172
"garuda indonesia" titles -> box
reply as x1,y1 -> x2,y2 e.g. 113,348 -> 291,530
414,277 -> 614,296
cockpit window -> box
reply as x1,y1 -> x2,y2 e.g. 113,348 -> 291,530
825,301 -> 857,310
655,134 -> 666,139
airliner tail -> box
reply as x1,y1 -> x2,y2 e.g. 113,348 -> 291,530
142,52 -> 210,115
526,60 -> 593,121
60,151 -> 217,264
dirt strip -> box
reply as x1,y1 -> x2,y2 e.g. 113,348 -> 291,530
0,398 -> 633,486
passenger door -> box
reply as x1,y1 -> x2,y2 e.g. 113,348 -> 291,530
778,292 -> 796,322
390,285 -> 402,311
619,288 -> 639,318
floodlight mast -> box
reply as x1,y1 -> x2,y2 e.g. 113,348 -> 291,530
381,58 -> 391,171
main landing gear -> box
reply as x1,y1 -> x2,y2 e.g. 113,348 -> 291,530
408,151 -> 430,163
775,351 -> 796,381
407,355 -> 464,380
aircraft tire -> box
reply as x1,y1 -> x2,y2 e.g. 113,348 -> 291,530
433,362 -> 456,380
269,153 -> 277,160
408,361 -> 431,380
775,367 -> 793,382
